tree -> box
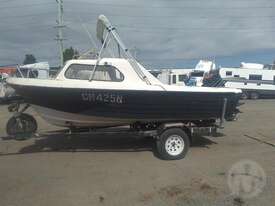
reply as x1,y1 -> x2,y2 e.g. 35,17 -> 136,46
23,54 -> 37,65
63,47 -> 79,63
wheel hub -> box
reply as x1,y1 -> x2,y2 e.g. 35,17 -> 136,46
165,135 -> 185,156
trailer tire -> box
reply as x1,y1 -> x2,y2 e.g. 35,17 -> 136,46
6,113 -> 37,140
156,128 -> 190,160
241,91 -> 249,100
250,92 -> 259,100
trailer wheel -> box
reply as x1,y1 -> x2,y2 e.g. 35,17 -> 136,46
250,92 -> 259,100
241,91 -> 249,100
6,113 -> 37,140
156,128 -> 190,160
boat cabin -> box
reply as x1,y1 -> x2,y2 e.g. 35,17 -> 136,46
54,58 -> 172,91
186,60 -> 216,87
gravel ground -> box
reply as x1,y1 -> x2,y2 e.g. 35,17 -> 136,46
0,100 -> 274,206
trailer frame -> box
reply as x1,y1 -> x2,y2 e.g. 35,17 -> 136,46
4,98 -> 228,160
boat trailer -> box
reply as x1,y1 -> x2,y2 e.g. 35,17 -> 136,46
3,99 -> 229,160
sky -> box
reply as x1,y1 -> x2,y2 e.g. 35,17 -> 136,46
0,0 -> 275,69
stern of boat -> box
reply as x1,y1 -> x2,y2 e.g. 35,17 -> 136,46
224,92 -> 243,121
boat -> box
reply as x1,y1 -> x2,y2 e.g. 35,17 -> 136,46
6,15 -> 242,128
186,60 -> 216,87
15,62 -> 50,79
0,62 -> 50,104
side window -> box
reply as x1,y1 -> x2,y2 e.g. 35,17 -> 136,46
172,75 -> 177,84
65,64 -> 93,80
226,71 -> 232,76
16,69 -> 28,78
178,74 -> 187,82
29,70 -> 38,78
273,76 -> 275,85
65,64 -> 124,82
93,65 -> 124,82
249,74 -> 262,80
234,75 -> 240,78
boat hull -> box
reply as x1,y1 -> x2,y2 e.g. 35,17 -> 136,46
9,85 -> 241,127
32,105 -> 140,127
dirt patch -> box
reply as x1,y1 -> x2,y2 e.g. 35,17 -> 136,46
139,192 -> 154,202
99,195 -> 105,203
159,185 -> 183,198
200,182 -> 212,191
139,178 -> 220,202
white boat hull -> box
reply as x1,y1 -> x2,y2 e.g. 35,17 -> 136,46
33,105 -> 135,127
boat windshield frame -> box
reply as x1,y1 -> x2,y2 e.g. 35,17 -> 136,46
88,15 -> 151,85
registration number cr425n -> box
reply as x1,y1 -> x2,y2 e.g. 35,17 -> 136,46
81,92 -> 123,104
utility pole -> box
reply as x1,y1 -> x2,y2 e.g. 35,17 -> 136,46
55,0 -> 65,67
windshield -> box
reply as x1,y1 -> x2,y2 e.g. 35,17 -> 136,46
190,71 -> 204,77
